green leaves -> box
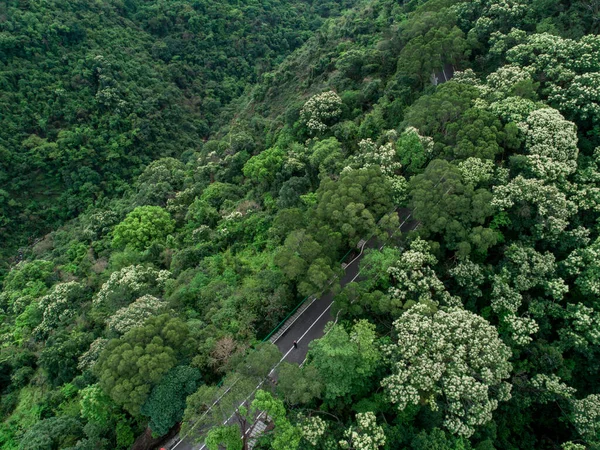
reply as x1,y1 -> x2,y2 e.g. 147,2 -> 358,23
141,365 -> 202,437
94,314 -> 193,416
112,206 -> 175,251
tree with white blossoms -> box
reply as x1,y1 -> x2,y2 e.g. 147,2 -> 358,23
387,237 -> 459,309
519,108 -> 579,181
93,265 -> 171,315
492,175 -> 577,242
457,157 -> 494,187
33,281 -> 85,339
350,138 -> 407,204
382,303 -> 513,438
300,415 -> 327,447
300,91 -> 343,134
490,243 -> 567,345
339,412 -> 385,450
571,394 -> 600,447
505,33 -> 600,123
106,294 -> 167,334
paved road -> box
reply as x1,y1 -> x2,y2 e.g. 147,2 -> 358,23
167,208 -> 418,450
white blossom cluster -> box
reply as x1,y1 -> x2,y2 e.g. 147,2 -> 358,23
492,175 -> 577,241
558,303 -> 600,352
571,394 -> 600,445
382,304 -> 512,437
488,96 -> 541,123
548,73 -> 600,122
458,157 -> 494,186
106,294 -> 167,334
530,374 -> 576,404
351,139 -> 406,203
449,259 -> 485,298
353,140 -> 402,177
561,442 -> 586,450
563,235 -> 600,297
33,281 -> 84,338
519,108 -> 578,180
490,244 -> 567,345
77,337 -> 108,371
94,265 -> 170,308
387,238 -> 458,307
300,415 -> 327,446
339,412 -> 385,450
300,91 -> 343,133
506,33 -> 600,122
485,64 -> 534,99
503,314 -> 539,346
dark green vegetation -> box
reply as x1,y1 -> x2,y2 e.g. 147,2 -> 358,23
2,0 -> 600,449
0,0 -> 354,257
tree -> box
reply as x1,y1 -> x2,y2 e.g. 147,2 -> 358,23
387,237 -> 457,309
382,304 -> 513,438
18,416 -> 83,450
339,412 -> 386,450
276,362 -> 323,405
409,159 -> 497,257
93,264 -> 170,315
94,314 -> 194,415
309,137 -> 344,175
571,394 -> 600,447
243,147 -> 285,186
134,157 -> 186,207
112,206 -> 175,251
106,294 -> 167,334
300,91 -> 343,134
519,108 -> 579,181
314,166 -> 394,248
308,320 -> 380,402
141,365 -> 202,436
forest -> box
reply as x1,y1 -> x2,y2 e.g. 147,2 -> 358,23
1,0 -> 600,449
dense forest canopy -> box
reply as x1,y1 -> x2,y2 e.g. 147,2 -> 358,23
2,0 -> 600,449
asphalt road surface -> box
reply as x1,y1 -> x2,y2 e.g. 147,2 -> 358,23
167,208 -> 419,450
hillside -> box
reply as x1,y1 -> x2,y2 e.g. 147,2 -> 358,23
2,0 -> 600,449
0,0 -> 355,259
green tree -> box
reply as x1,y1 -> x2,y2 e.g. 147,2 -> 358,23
308,320 -> 380,402
314,166 -> 394,248
141,365 -> 202,436
94,314 -> 194,415
112,206 -> 175,251
409,159 -> 497,257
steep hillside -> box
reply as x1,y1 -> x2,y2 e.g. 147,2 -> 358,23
0,0 -> 355,258
2,0 -> 600,450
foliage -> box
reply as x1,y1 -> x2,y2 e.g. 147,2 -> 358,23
94,314 -> 194,415
382,304 -> 512,437
112,206 -> 175,251
141,365 -> 202,437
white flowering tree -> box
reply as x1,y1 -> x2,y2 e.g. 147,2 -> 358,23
339,412 -> 386,450
387,237 -> 458,308
350,139 -> 406,204
106,294 -> 167,334
490,243 -> 566,345
492,175 -> 577,242
33,281 -> 85,339
300,415 -> 327,447
93,265 -> 170,315
571,394 -> 600,447
300,91 -> 343,134
519,108 -> 579,181
382,304 -> 512,437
